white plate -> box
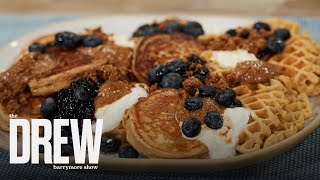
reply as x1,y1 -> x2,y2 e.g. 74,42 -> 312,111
0,15 -> 319,172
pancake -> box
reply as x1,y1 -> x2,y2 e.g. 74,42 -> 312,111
0,28 -> 133,132
124,89 -> 225,159
132,33 -> 205,83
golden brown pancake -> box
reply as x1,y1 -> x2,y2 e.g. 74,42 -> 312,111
124,89 -> 224,159
0,28 -> 133,132
132,33 -> 205,83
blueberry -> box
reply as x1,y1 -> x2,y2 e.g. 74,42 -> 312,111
205,111 -> 223,129
194,67 -> 209,80
100,136 -> 121,153
184,97 -> 203,111
215,88 -> 236,107
240,30 -> 250,39
166,60 -> 186,74
181,117 -> 201,138
187,54 -> 204,65
266,38 -> 285,54
148,64 -> 169,84
198,86 -> 217,97
71,78 -> 98,99
226,29 -> 237,36
232,99 -> 243,107
253,22 -> 271,31
183,21 -> 204,37
81,36 -> 103,47
40,98 -> 57,119
55,31 -> 81,49
28,42 -> 46,53
274,28 -> 291,41
144,26 -> 163,36
160,73 -> 184,89
165,21 -> 183,33
132,24 -> 150,37
118,146 -> 139,158
61,144 -> 74,156
74,86 -> 91,101
132,24 -> 163,37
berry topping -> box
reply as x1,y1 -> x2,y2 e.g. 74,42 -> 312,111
266,38 -> 285,54
100,135 -> 121,153
240,30 -> 250,39
183,21 -> 205,37
166,60 -> 187,74
71,77 -> 99,100
215,88 -> 237,107
148,64 -> 169,84
28,42 -> 46,53
40,98 -> 57,119
160,73 -> 184,89
205,111 -> 223,129
226,29 -> 237,36
53,77 -> 98,120
118,146 -> 139,158
165,21 -> 183,33
78,102 -> 95,119
274,28 -> 291,41
193,67 -> 209,80
253,22 -> 271,31
198,86 -> 217,97
74,86 -> 91,102
187,54 -> 204,65
55,31 -> 81,49
184,97 -> 203,111
181,117 -> 202,138
81,36 -> 103,47
232,99 -> 243,107
132,24 -> 163,37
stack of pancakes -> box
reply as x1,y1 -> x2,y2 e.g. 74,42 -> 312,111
0,18 -> 318,159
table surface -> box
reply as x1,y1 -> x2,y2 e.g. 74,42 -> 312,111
0,0 -> 319,16
0,14 -> 319,179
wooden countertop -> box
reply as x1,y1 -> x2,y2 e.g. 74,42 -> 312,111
0,0 -> 319,16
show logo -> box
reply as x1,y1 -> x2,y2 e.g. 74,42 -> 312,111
10,119 -> 103,166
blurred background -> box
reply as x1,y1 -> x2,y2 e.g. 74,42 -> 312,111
0,0 -> 319,16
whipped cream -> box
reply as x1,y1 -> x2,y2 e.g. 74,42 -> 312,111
93,84 -> 148,133
209,50 -> 258,68
182,107 -> 251,159
112,35 -> 134,48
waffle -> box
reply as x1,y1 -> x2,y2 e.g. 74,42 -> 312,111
234,75 -> 312,153
268,32 -> 320,96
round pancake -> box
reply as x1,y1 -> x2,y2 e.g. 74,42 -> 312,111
132,33 -> 205,83
124,89 -> 224,159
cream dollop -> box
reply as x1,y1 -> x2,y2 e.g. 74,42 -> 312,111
112,35 -> 134,48
182,107 -> 251,159
93,84 -> 148,133
210,50 -> 258,68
